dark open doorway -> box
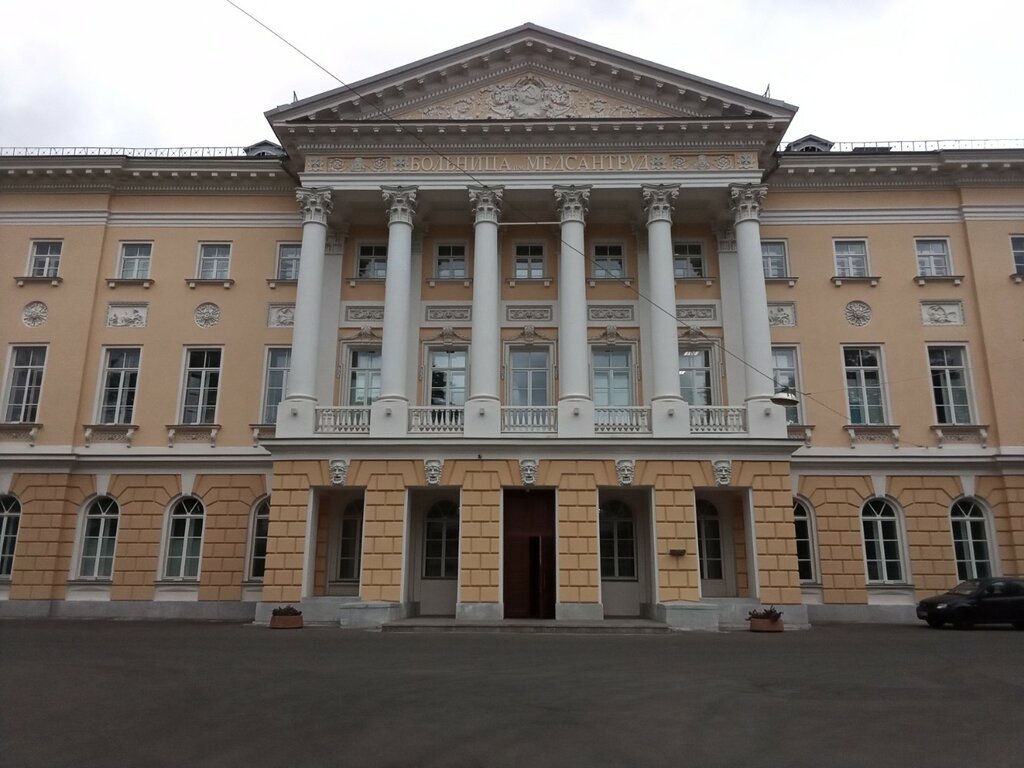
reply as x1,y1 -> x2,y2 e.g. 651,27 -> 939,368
503,489 -> 556,619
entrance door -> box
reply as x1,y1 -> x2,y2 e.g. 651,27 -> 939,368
503,490 -> 556,619
697,500 -> 734,598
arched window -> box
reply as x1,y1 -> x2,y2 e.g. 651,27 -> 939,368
861,499 -> 906,584
792,499 -> 818,583
423,500 -> 459,580
599,500 -> 636,580
79,496 -> 119,580
164,497 -> 204,580
337,500 -> 363,582
0,495 -> 21,578
248,498 -> 270,581
950,498 -> 993,580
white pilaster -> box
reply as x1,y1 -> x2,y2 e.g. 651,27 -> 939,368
372,186 -> 417,437
642,185 -> 689,437
277,187 -> 331,438
730,184 -> 785,438
554,185 -> 594,437
466,186 -> 503,438
716,227 -> 748,407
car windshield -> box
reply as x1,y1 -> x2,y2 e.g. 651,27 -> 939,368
949,580 -> 982,595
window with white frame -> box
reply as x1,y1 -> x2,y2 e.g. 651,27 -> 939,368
4,346 -> 47,423
119,243 -> 152,279
928,346 -> 972,425
762,241 -> 789,278
593,244 -> 624,278
833,240 -> 869,277
514,244 -> 545,279
508,349 -> 550,406
98,348 -> 140,425
29,241 -> 62,278
357,244 -> 387,279
950,498 -> 992,580
78,496 -> 119,580
673,242 -> 705,278
348,349 -> 382,406
1012,236 -> 1024,275
197,243 -> 231,280
678,348 -> 714,406
792,499 -> 817,583
337,500 -> 363,581
163,497 -> 204,580
772,346 -> 802,424
429,349 -> 467,407
261,348 -> 291,424
276,244 -> 301,280
843,347 -> 886,425
915,238 -> 951,277
423,500 -> 459,579
180,349 -> 221,425
435,244 -> 466,279
592,348 -> 632,406
599,500 -> 636,580
248,498 -> 270,581
861,498 -> 905,584
0,495 -> 20,578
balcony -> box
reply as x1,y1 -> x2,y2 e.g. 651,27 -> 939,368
316,407 -> 371,434
501,406 -> 557,433
690,406 -> 746,434
594,407 -> 652,434
409,407 -> 464,434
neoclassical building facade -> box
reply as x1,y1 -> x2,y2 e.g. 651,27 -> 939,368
1,25 -> 1021,627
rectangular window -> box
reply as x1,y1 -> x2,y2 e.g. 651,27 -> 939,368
678,348 -> 714,406
772,346 -> 802,424
276,244 -> 300,280
915,239 -> 951,277
928,346 -> 972,425
1012,236 -> 1024,275
435,244 -> 466,279
357,244 -> 387,279
197,243 -> 231,280
249,501 -> 270,580
261,348 -> 291,423
180,349 -> 221,425
337,505 -> 363,581
119,243 -> 152,279
599,506 -> 636,580
79,498 -> 119,580
98,348 -> 140,425
843,347 -> 886,425
762,241 -> 789,278
592,348 -> 632,406
508,349 -> 550,406
348,349 -> 382,406
593,244 -> 624,278
423,506 -> 459,580
30,241 -> 62,278
834,240 -> 868,277
673,242 -> 705,278
4,346 -> 47,423
514,244 -> 545,279
429,350 -> 467,407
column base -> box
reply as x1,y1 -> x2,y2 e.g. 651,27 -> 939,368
746,401 -> 788,438
456,602 -> 503,621
464,397 -> 501,439
557,398 -> 595,438
651,397 -> 690,437
275,396 -> 317,438
370,398 -> 409,437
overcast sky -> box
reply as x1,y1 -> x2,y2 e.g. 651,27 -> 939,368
2,0 -> 1020,149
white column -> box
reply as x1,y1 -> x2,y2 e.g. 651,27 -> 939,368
642,185 -> 689,437
730,183 -> 785,437
716,227 -> 748,407
371,186 -> 417,437
276,187 -> 332,438
554,185 -> 594,437
466,186 -> 503,438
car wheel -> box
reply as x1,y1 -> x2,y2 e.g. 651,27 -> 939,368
952,610 -> 974,630
925,617 -> 944,629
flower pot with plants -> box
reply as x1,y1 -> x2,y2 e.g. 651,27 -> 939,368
747,605 -> 784,632
269,604 -> 303,629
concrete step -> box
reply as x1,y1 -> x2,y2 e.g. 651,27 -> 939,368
382,618 -> 672,634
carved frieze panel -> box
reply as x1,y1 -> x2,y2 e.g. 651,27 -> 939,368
507,305 -> 553,322
106,303 -> 148,328
345,306 -> 385,323
676,303 -> 719,325
588,305 -> 633,322
767,303 -> 797,327
267,304 -> 295,328
426,305 -> 471,322
920,301 -> 964,326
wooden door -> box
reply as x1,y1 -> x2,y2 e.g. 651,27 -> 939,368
503,490 -> 556,619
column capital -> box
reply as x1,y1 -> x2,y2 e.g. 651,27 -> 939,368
296,187 -> 333,225
469,185 -> 503,224
729,183 -> 768,224
641,184 -> 679,225
553,185 -> 591,224
382,185 -> 418,226
716,225 -> 738,253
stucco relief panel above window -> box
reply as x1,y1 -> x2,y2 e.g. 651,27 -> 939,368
426,306 -> 471,322
345,306 -> 385,323
194,303 -> 220,328
675,303 -> 719,326
767,303 -> 797,327
267,304 -> 294,328
106,303 -> 148,328
920,301 -> 964,326
21,301 -> 48,327
507,305 -> 553,322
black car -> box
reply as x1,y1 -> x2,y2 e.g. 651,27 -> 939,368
917,577 -> 1024,629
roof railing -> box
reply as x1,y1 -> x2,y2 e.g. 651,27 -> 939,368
0,147 -> 251,158
785,139 -> 1024,153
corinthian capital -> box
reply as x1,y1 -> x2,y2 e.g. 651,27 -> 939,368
553,185 -> 591,224
382,186 -> 418,226
469,186 -> 503,224
641,184 -> 679,225
296,188 -> 333,225
729,184 -> 768,224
